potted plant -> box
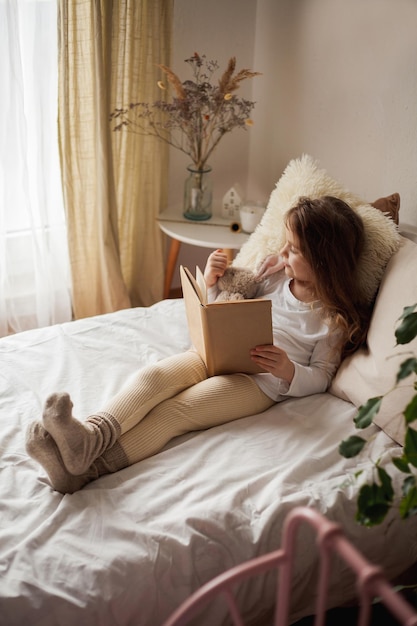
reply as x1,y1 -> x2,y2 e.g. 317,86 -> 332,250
339,303 -> 417,526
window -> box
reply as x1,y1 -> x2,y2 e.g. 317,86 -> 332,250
0,0 -> 72,335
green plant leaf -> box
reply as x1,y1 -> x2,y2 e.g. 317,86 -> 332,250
400,476 -> 417,519
356,483 -> 391,526
395,311 -> 417,345
404,427 -> 417,468
402,475 -> 416,495
392,455 -> 411,474
398,304 -> 417,321
353,397 -> 383,429
396,357 -> 417,383
377,466 -> 394,501
405,395 -> 417,425
339,435 -> 367,458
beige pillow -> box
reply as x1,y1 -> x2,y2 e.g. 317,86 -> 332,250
330,236 -> 417,445
235,155 -> 401,304
371,192 -> 400,224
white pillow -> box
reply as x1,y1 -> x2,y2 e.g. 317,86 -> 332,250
235,155 -> 401,304
330,236 -> 417,446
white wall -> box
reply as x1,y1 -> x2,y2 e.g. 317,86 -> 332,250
249,0 -> 417,227
168,0 -> 417,287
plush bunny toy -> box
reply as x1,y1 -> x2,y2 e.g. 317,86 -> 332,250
215,266 -> 261,302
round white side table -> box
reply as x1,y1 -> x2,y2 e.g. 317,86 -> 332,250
158,210 -> 250,298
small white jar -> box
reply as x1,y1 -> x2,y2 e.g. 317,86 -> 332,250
239,202 -> 266,233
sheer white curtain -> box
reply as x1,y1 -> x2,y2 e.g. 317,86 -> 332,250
0,0 -> 72,336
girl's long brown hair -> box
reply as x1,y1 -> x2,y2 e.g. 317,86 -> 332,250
285,196 -> 371,358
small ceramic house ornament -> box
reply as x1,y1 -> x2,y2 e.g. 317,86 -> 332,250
222,184 -> 244,220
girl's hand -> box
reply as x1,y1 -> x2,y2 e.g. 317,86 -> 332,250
255,254 -> 285,281
250,344 -> 295,382
203,249 -> 229,287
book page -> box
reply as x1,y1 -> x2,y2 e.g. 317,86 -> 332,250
181,266 -> 204,304
180,266 -> 209,365
195,266 -> 207,305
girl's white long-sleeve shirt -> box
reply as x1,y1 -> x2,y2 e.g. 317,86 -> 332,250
208,273 -> 341,402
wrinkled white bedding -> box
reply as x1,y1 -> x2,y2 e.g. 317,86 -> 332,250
1,299 -> 416,626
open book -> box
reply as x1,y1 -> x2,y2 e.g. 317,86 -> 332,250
180,265 -> 273,376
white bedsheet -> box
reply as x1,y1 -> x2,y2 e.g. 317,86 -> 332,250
0,299 -> 416,626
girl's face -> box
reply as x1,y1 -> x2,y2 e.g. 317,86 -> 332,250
279,226 -> 315,285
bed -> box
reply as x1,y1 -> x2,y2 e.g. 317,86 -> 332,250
1,158 -> 417,625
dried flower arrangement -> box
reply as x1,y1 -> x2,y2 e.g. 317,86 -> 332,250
109,53 -> 261,171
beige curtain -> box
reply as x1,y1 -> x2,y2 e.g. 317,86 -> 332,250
58,0 -> 172,319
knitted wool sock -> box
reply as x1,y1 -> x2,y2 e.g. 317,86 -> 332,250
26,422 -> 129,494
26,422 -> 97,494
41,392 -> 121,476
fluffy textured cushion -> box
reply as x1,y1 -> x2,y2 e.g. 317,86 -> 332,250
330,237 -> 417,446
235,155 -> 401,304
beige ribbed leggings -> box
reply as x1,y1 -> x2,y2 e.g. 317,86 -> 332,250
100,351 -> 275,465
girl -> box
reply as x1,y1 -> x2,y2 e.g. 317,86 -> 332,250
26,196 -> 370,493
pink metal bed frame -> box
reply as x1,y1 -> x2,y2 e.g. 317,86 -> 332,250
163,506 -> 417,626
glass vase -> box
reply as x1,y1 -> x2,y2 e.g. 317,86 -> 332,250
183,164 -> 212,221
